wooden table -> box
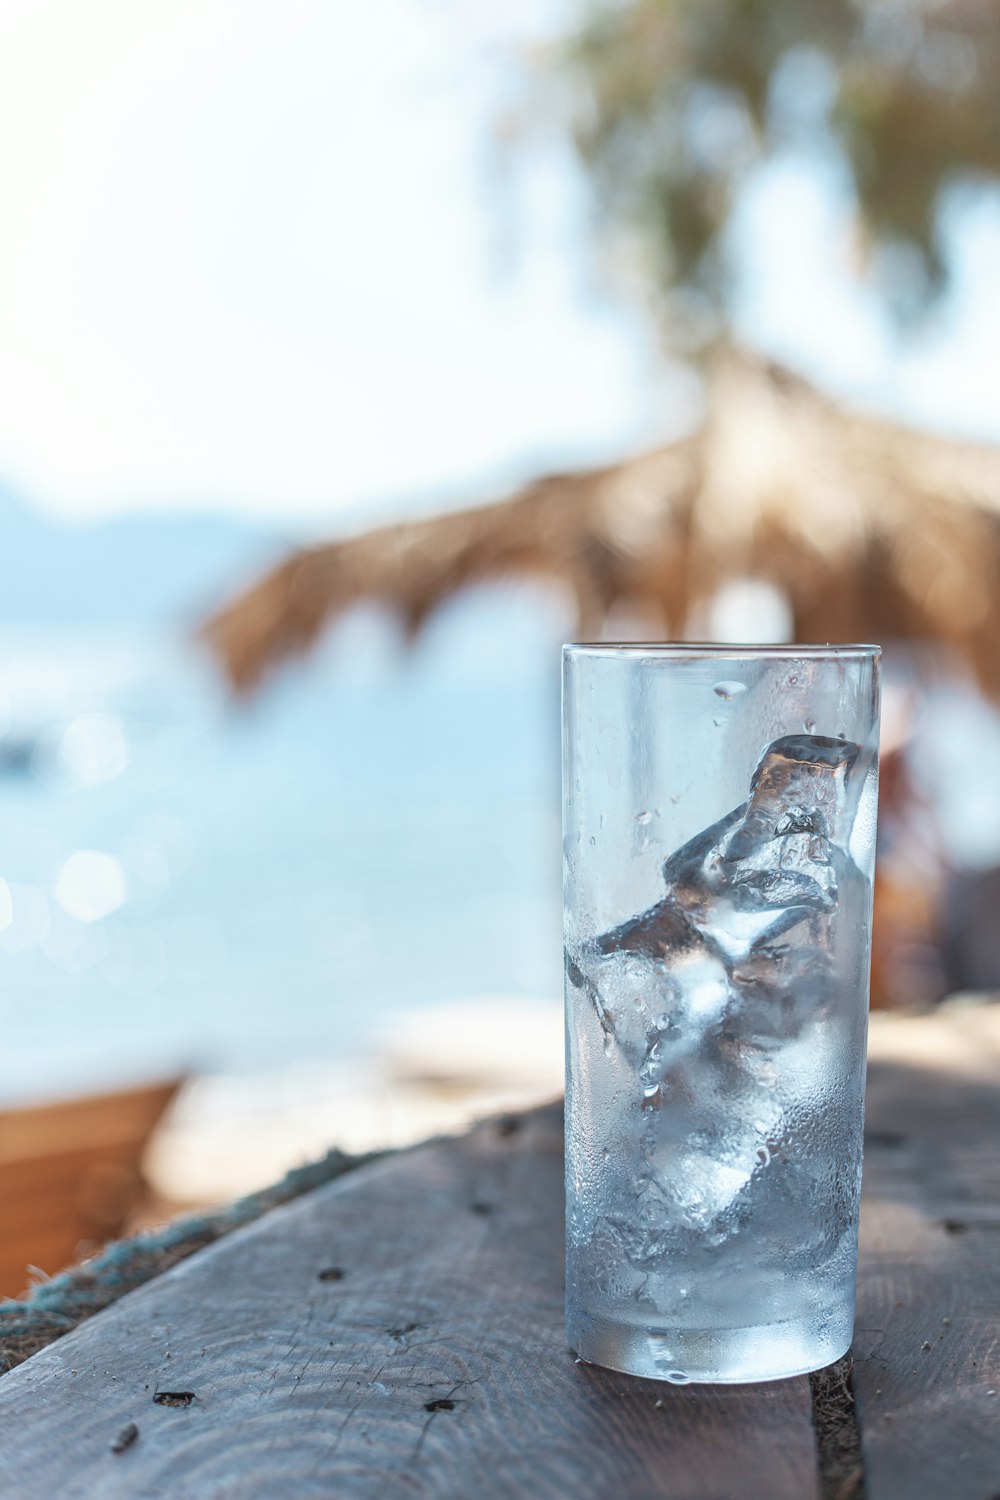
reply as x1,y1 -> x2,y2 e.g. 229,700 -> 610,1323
1,1008 -> 998,1500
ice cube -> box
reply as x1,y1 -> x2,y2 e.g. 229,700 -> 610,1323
636,1024 -> 786,1232
663,735 -> 864,961
739,734 -> 862,853
659,1148 -> 760,1230
568,903 -> 732,1070
728,940 -> 835,1045
571,733 -> 870,1241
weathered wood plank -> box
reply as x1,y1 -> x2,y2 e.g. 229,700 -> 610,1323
855,1010 -> 1000,1500
0,1105 -> 820,1500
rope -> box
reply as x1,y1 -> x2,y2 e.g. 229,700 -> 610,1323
0,1143 -> 380,1377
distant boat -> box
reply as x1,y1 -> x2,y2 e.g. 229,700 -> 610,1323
0,736 -> 37,776
0,1076 -> 184,1299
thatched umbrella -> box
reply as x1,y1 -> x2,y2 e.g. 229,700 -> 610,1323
202,350 -> 1000,696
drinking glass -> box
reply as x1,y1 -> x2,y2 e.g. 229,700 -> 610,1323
563,644 -> 880,1383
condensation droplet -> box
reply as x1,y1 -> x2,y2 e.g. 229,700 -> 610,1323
670,794 -> 680,804
588,835 -> 596,846
712,717 -> 723,727
642,1083 -> 661,1108
713,680 -> 747,701
788,674 -> 798,686
804,718 -> 816,733
603,1032 -> 614,1057
665,1370 -> 691,1385
635,811 -> 652,825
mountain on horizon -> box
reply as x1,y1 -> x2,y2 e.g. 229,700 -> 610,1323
0,484 -> 285,628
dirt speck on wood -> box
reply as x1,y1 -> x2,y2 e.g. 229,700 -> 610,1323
110,1422 -> 139,1454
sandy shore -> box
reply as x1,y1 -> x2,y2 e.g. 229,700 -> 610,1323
143,995 -> 1000,1211
144,997 -> 564,1206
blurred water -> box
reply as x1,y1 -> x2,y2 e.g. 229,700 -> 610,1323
4,591 -> 998,1107
0,597 -> 564,1103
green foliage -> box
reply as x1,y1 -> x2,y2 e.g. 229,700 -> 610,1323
536,0 -> 1000,330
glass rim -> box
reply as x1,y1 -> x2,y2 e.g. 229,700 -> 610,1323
563,641 -> 881,660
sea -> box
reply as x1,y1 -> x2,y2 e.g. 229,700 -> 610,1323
0,586 -> 568,1104
4,565 -> 1000,1109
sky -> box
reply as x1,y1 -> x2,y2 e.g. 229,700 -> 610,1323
0,0 -> 998,531
0,0 -> 667,528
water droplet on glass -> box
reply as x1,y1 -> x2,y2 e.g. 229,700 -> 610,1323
756,1146 -> 771,1167
665,1370 -> 691,1385
588,836 -> 596,846
712,717 -> 723,728
804,718 -> 816,733
635,811 -> 652,825
788,674 -> 798,686
713,681 -> 747,701
602,1032 -> 613,1058
642,1083 -> 661,1108
670,794 -> 680,804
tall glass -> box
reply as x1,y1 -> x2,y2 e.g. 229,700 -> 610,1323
563,644 -> 880,1384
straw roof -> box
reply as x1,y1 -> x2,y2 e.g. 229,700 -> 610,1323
202,350 -> 1000,695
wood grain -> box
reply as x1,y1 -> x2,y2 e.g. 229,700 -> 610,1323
855,1010 -> 1000,1500
0,1106 -> 820,1500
